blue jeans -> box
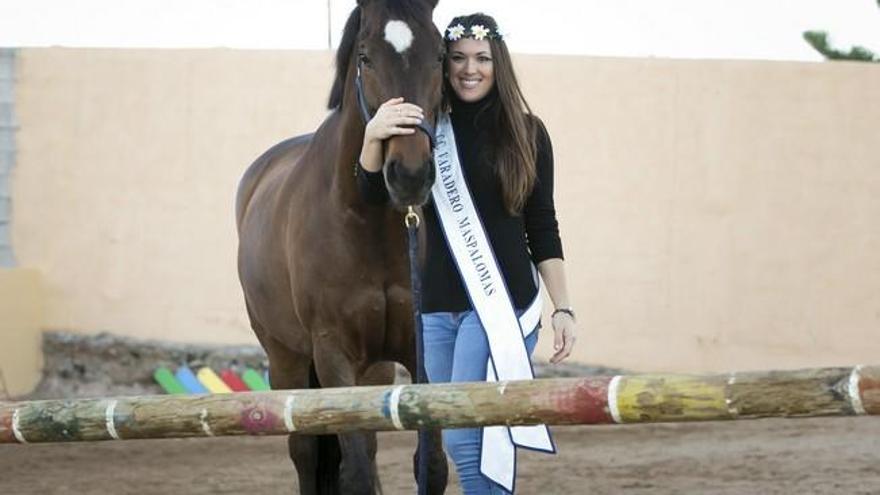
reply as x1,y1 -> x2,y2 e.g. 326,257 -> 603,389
422,310 -> 539,495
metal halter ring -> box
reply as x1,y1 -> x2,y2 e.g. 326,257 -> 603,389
405,206 -> 420,229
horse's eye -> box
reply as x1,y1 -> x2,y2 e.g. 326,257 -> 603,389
358,53 -> 372,67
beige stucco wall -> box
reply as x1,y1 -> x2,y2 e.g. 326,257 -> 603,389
8,48 -> 880,376
0,268 -> 43,397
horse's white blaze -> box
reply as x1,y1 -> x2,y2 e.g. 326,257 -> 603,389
105,400 -> 120,440
384,20 -> 413,53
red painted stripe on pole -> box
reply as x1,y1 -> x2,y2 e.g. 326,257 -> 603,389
0,408 -> 14,443
550,376 -> 615,425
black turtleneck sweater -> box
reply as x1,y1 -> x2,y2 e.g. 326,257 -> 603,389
357,94 -> 564,312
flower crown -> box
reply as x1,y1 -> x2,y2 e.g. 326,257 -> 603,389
446,23 -> 502,42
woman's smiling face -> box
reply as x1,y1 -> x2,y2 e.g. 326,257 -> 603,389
446,38 -> 495,102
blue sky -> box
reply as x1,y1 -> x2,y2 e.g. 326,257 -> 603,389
2,0 -> 879,61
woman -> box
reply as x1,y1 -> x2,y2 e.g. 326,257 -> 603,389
357,13 -> 577,494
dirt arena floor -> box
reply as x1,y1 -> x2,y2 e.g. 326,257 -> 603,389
2,416 -> 878,494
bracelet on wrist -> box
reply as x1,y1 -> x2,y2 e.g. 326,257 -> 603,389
552,307 -> 576,322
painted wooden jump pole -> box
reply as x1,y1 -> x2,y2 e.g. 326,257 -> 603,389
1,365 -> 878,445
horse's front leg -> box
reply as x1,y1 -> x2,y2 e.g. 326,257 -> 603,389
337,430 -> 379,494
256,331 -> 323,494
313,343 -> 378,495
401,358 -> 449,494
414,428 -> 449,494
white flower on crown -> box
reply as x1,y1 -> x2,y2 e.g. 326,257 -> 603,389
470,24 -> 490,41
447,24 -> 466,41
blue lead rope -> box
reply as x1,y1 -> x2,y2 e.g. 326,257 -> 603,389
406,207 -> 430,495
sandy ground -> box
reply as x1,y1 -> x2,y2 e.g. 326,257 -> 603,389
2,416 -> 879,494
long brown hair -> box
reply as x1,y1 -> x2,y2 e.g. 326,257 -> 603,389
445,13 -> 537,215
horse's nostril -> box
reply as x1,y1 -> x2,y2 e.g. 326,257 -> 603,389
385,159 -> 398,182
384,158 -> 434,206
386,159 -> 418,185
385,159 -> 408,188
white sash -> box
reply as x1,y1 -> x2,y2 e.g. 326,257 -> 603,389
431,113 -> 555,492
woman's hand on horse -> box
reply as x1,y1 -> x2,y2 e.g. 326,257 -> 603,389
549,312 -> 577,364
365,97 -> 424,143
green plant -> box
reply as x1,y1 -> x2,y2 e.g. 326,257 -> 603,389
803,0 -> 879,62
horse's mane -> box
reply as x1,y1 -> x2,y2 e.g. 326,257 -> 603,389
327,1 -> 434,110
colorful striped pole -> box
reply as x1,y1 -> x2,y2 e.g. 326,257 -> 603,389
1,366 -> 877,444
175,367 -> 208,394
219,369 -> 250,392
153,367 -> 186,395
241,368 -> 270,391
196,367 -> 233,394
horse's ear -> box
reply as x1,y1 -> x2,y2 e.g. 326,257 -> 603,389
356,0 -> 372,6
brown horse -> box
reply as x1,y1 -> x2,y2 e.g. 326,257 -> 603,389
235,1 -> 447,493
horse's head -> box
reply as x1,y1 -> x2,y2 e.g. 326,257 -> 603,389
331,0 -> 444,207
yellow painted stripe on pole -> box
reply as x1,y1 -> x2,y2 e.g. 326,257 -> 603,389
615,374 -> 729,423
196,367 -> 233,394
